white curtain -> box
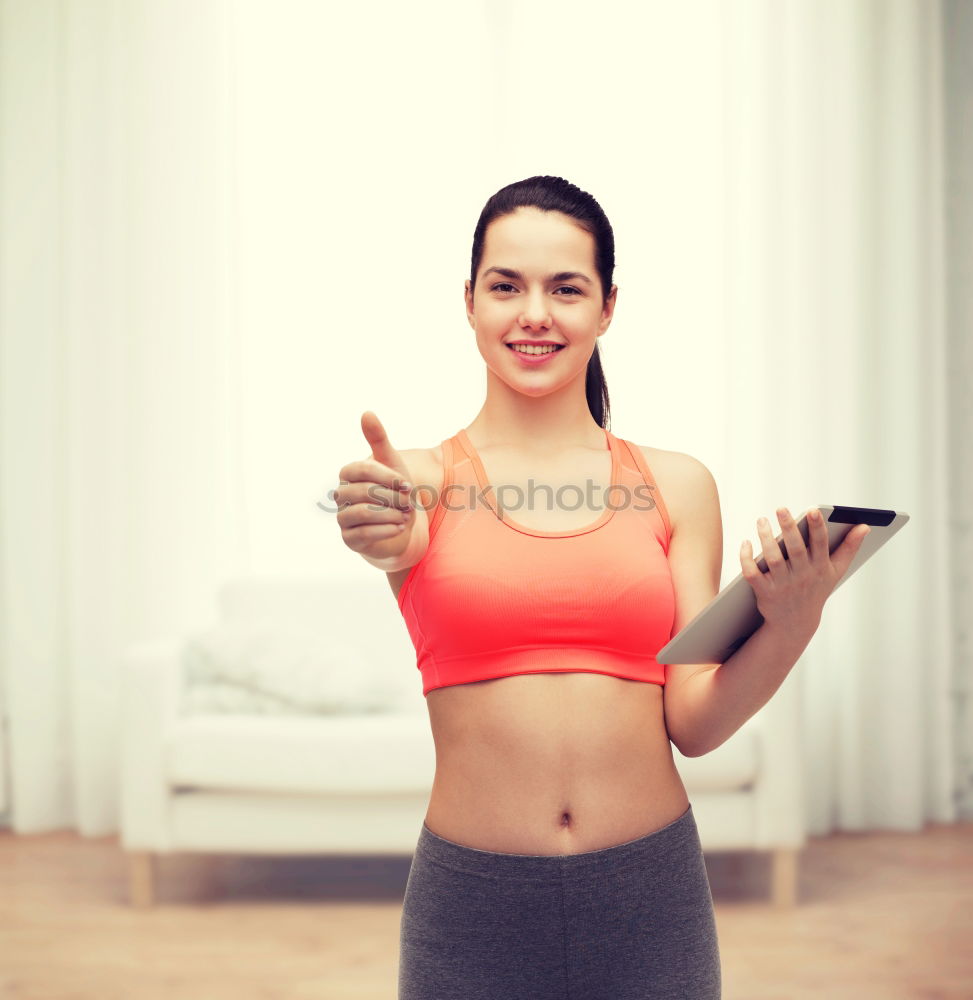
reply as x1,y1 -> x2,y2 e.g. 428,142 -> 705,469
0,0 -> 962,838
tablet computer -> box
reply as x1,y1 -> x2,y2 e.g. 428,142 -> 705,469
656,505 -> 910,666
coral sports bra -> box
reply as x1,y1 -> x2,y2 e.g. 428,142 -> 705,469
396,427 -> 675,696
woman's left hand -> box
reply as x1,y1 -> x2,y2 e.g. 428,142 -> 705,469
740,507 -> 871,635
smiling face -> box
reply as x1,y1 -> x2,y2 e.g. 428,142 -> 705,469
464,206 -> 617,398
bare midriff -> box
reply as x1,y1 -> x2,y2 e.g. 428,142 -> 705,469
420,672 -> 689,856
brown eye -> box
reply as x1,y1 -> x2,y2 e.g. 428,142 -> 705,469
491,283 -> 581,296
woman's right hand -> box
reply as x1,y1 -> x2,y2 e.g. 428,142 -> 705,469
336,410 -> 429,566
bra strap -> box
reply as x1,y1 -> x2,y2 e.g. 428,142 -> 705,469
617,438 -> 672,545
423,436 -> 456,541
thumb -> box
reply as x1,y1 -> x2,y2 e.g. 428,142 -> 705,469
360,410 -> 412,487
830,524 -> 871,584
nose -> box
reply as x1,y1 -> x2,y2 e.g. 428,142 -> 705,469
520,288 -> 551,329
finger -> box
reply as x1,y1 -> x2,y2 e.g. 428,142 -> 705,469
805,507 -> 830,561
337,497 -> 410,532
740,536 -> 768,592
334,480 -> 411,513
360,411 -> 412,492
756,516 -> 787,580
338,457 -> 411,494
342,522 -> 409,551
829,523 -> 871,584
776,507 -> 810,568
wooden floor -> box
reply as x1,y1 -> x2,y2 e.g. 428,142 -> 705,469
0,819 -> 970,999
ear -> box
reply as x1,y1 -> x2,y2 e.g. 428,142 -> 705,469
465,280 -> 476,329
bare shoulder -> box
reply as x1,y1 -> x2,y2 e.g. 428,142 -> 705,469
398,444 -> 444,500
634,445 -> 720,539
358,445 -> 443,494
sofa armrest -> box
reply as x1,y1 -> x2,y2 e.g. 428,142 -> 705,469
118,638 -> 185,852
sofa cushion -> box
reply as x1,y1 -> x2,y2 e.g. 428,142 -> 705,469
167,714 -> 436,794
180,619 -> 423,716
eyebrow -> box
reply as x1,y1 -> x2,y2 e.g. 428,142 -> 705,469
482,267 -> 593,287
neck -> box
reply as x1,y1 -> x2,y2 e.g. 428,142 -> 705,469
467,373 -> 605,451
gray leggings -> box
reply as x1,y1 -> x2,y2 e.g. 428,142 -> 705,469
398,802 -> 722,1000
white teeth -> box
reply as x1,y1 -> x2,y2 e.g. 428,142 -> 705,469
509,344 -> 562,355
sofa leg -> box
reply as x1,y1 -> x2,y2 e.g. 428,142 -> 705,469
128,851 -> 156,908
770,847 -> 798,907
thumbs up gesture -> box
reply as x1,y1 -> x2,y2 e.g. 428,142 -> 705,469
335,411 -> 429,568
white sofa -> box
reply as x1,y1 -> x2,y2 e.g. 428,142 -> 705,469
119,575 -> 807,908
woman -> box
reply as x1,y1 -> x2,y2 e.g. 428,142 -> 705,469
336,176 -> 869,999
